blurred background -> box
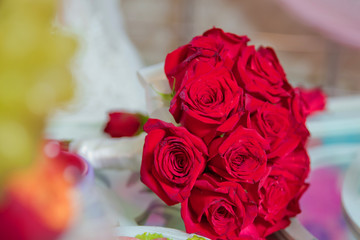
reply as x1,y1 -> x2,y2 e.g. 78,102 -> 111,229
120,0 -> 360,95
1,0 -> 360,239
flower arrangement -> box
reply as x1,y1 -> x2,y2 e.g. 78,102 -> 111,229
140,28 -> 325,239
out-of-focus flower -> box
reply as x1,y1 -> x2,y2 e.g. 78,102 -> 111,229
0,141 -> 87,240
104,112 -> 148,138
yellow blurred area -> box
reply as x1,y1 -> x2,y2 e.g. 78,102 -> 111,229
0,0 -> 77,188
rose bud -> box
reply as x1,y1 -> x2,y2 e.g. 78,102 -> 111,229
165,28 -> 249,92
104,112 -> 147,138
181,173 -> 258,239
291,87 -> 326,123
208,126 -> 269,183
170,66 -> 244,140
141,119 -> 208,205
234,46 -> 292,103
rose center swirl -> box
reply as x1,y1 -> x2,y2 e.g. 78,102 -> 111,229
262,113 -> 287,135
187,78 -> 229,117
208,201 -> 236,235
227,146 -> 260,175
195,84 -> 224,110
157,137 -> 194,184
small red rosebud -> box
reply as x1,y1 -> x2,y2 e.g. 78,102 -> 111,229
104,112 -> 147,138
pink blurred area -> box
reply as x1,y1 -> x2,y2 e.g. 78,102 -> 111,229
298,167 -> 350,240
276,0 -> 360,50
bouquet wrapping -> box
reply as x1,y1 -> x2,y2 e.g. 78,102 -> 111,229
140,28 -> 325,239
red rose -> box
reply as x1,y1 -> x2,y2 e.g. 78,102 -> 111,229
251,102 -> 289,139
142,27 -> 327,238
208,126 -> 269,183
165,28 -> 249,92
181,174 -> 257,239
235,46 -> 292,103
259,176 -> 297,222
104,112 -> 145,138
170,66 -> 244,140
248,103 -> 302,159
141,119 -> 207,205
255,175 -> 309,237
254,147 -> 310,237
270,146 -> 310,183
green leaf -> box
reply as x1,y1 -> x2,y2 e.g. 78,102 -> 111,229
150,78 -> 176,102
135,113 -> 149,135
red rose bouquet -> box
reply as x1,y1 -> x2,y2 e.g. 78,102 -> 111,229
140,28 -> 325,239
